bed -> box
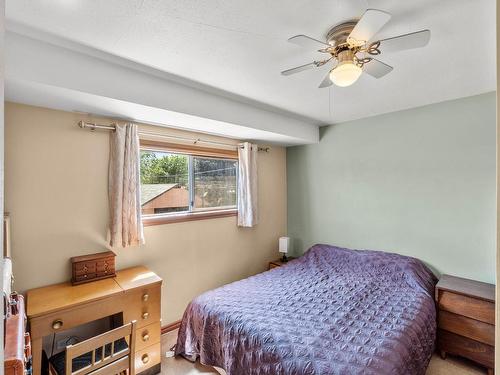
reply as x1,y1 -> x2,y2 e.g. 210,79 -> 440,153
175,244 -> 437,375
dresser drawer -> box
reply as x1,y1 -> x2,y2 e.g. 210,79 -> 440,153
29,294 -> 123,339
74,263 -> 96,274
73,273 -> 97,283
437,290 -> 494,324
438,310 -> 494,346
96,260 -> 114,273
135,321 -> 161,352
135,342 -> 161,373
438,329 -> 494,368
122,284 -> 161,329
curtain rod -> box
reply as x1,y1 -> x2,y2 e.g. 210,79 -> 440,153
77,121 -> 270,152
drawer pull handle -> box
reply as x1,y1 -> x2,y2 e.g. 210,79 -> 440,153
141,354 -> 150,364
142,293 -> 149,302
142,332 -> 150,342
142,312 -> 149,320
52,320 -> 63,330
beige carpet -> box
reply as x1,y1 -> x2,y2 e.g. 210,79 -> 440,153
161,330 -> 487,375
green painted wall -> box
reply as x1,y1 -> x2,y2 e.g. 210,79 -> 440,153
287,92 -> 496,284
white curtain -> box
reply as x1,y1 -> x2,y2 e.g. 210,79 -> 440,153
108,123 -> 144,247
237,142 -> 258,227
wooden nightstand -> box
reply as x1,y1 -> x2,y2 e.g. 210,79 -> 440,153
269,257 -> 295,270
435,274 -> 495,375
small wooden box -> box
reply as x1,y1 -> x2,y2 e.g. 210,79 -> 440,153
71,251 -> 116,285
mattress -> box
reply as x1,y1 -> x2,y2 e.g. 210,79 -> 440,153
175,244 -> 437,375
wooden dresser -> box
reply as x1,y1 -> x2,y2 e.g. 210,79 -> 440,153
26,266 -> 162,375
435,274 -> 495,375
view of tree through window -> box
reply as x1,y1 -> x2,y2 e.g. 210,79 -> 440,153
140,150 -> 237,215
140,151 -> 189,215
194,157 -> 237,209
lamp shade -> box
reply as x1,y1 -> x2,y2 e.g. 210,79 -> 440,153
329,62 -> 362,87
279,237 -> 290,254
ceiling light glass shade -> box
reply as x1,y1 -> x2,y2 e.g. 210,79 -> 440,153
329,62 -> 362,87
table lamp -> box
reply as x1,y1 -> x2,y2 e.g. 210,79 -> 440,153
279,237 -> 290,262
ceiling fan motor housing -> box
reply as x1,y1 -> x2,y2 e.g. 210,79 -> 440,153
326,20 -> 359,46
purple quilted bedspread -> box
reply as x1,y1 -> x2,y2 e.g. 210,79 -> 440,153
175,244 -> 437,375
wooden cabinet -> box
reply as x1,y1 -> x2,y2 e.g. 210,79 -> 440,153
435,274 -> 495,375
118,267 -> 162,375
27,266 -> 162,375
269,258 -> 295,270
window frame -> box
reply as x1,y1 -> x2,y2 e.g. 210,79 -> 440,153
140,139 -> 239,226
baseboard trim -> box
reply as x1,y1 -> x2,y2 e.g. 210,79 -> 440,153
161,320 -> 182,334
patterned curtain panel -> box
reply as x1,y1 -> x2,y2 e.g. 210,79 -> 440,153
237,142 -> 258,227
108,123 -> 144,247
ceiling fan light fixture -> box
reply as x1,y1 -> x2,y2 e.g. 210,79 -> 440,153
283,10 -> 431,89
329,61 -> 362,87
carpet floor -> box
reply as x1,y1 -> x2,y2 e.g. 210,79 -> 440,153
161,329 -> 488,375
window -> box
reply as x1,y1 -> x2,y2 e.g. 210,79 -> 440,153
193,157 -> 237,210
139,142 -> 238,225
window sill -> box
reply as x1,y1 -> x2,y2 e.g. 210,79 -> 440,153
142,209 -> 238,226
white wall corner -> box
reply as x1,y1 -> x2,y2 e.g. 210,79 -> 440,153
5,28 -> 319,145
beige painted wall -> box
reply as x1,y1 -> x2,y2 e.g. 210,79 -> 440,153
5,102 -> 287,324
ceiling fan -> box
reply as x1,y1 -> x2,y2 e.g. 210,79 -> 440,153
281,9 -> 430,88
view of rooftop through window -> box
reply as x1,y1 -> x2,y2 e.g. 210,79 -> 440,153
140,150 -> 237,215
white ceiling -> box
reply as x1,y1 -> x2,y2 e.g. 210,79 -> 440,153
5,0 -> 496,125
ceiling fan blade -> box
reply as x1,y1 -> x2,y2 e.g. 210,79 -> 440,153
281,62 -> 317,76
318,71 -> 332,88
288,35 -> 329,49
349,9 -> 391,43
363,58 -> 393,78
377,29 -> 431,54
